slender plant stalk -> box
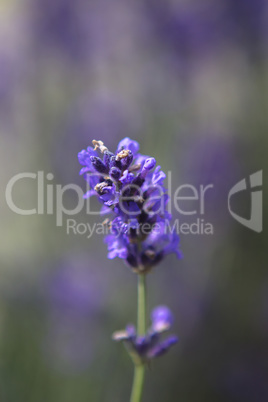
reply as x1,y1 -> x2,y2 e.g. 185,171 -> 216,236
130,364 -> 145,402
137,273 -> 146,335
130,274 -> 146,402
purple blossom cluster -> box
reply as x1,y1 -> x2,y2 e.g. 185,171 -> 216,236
112,306 -> 178,362
78,137 -> 181,273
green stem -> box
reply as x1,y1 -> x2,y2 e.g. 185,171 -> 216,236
130,274 -> 146,402
137,273 -> 146,336
130,365 -> 145,402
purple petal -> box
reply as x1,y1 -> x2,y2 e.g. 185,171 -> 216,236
117,137 -> 139,155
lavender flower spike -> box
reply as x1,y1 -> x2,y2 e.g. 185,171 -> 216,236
78,138 -> 181,274
77,138 -> 181,402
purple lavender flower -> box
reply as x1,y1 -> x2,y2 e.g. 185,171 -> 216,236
151,305 -> 174,333
78,138 -> 181,273
112,306 -> 178,363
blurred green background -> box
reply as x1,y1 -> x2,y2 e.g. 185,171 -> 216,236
1,0 -> 268,401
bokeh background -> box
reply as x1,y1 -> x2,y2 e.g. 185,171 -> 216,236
1,0 -> 268,401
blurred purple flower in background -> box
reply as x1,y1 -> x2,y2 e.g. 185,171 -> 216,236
144,1 -> 225,58
144,0 -> 268,67
180,133 -> 241,227
43,256 -> 107,372
224,0 -> 268,55
31,0 -> 90,62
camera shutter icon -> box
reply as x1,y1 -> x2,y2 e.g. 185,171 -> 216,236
228,170 -> 263,233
